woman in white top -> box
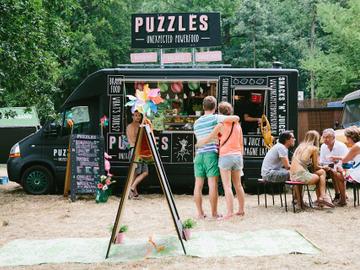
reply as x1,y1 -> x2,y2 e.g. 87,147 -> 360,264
331,126 -> 360,206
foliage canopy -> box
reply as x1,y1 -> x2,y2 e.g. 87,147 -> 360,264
0,0 -> 358,120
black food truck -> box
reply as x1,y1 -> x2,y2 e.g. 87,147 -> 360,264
7,67 -> 298,194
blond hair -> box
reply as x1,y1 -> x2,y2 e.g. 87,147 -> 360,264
303,130 -> 320,148
218,101 -> 233,115
344,126 -> 360,143
293,130 -> 320,159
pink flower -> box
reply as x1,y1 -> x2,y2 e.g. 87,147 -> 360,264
106,179 -> 111,185
97,183 -> 104,189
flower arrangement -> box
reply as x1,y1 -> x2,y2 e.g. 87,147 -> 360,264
97,175 -> 115,191
95,175 -> 115,203
182,218 -> 197,229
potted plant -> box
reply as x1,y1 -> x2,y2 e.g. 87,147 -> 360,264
182,218 -> 196,240
192,104 -> 203,116
115,225 -> 128,244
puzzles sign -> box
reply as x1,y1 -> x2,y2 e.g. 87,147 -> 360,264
53,148 -> 67,162
131,13 -> 221,48
107,132 -> 193,163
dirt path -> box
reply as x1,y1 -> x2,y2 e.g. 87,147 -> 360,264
1,182 -> 360,270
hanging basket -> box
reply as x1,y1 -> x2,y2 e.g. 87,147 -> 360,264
171,82 -> 183,93
188,81 -> 200,91
158,82 -> 169,93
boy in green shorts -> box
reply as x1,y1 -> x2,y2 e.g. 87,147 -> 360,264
193,96 -> 239,219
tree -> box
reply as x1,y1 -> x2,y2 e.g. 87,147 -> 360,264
301,0 -> 360,98
0,0 -> 60,119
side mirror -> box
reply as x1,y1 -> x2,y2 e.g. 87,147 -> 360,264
43,122 -> 59,136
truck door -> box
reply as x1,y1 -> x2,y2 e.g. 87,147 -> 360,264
42,105 -> 92,185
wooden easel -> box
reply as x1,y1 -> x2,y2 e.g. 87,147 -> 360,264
64,121 -> 74,196
105,124 -> 186,259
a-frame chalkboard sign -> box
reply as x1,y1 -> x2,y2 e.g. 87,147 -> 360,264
105,124 -> 186,259
64,134 -> 105,202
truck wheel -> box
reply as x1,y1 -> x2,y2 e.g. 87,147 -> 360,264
21,165 -> 54,195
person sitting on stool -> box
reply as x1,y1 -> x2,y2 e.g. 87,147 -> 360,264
261,130 -> 295,183
320,128 -> 348,203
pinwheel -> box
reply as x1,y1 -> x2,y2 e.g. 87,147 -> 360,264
100,115 -> 109,127
125,84 -> 164,117
99,115 -> 109,137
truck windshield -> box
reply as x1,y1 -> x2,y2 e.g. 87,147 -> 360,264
342,100 -> 360,127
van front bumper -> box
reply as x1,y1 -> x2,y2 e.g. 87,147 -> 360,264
7,157 -> 23,183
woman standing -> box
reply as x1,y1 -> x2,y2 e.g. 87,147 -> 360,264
196,102 -> 245,220
290,130 -> 334,208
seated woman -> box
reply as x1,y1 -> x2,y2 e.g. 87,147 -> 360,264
196,102 -> 245,220
330,126 -> 360,206
290,130 -> 334,208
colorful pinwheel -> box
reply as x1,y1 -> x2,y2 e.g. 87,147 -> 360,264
125,84 -> 164,116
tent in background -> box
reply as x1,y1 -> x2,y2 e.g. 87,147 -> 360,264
0,107 -> 40,163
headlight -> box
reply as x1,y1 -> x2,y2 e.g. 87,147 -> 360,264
9,143 -> 21,158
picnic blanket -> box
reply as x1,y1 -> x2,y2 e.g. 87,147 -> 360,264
0,229 -> 319,266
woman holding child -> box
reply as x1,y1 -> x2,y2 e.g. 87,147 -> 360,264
196,102 -> 245,220
290,130 -> 334,208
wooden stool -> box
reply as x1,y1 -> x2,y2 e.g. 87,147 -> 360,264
284,180 -> 313,213
257,179 -> 284,208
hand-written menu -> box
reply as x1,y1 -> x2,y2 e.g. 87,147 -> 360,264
70,134 -> 105,201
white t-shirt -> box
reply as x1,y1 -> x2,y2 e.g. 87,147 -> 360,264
320,140 -> 348,165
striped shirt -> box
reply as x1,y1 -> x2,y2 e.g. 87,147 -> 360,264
194,114 -> 224,154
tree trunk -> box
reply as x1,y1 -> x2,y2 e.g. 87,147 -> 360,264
310,4 -> 317,105
253,23 -> 256,68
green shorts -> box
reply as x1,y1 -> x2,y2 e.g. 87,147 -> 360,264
194,152 -> 220,178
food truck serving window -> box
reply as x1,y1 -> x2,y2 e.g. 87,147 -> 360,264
233,90 -> 266,136
124,80 -> 218,131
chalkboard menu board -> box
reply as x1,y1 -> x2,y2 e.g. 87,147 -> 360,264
70,134 -> 105,201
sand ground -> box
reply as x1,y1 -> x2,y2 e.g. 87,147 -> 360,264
1,165 -> 360,270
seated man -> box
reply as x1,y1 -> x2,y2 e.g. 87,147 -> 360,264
261,130 -> 295,182
320,128 -> 349,203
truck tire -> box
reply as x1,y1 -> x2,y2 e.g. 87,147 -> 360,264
21,165 -> 54,195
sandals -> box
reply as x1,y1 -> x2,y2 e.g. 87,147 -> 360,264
217,214 -> 233,221
197,214 -> 207,220
128,189 -> 139,200
318,199 -> 335,208
334,201 -> 347,207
